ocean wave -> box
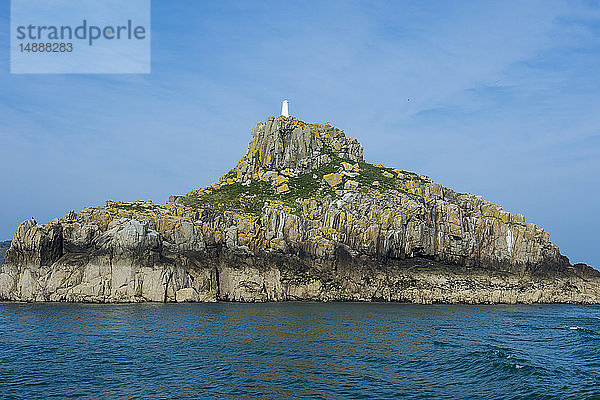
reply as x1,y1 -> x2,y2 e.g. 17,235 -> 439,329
569,326 -> 597,334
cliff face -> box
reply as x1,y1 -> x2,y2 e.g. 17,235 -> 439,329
0,241 -> 10,266
1,116 -> 598,303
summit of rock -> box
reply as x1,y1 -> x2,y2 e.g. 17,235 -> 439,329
232,116 -> 363,182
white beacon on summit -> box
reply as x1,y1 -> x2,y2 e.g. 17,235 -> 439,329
281,100 -> 289,117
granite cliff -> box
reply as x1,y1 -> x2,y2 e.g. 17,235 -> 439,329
1,116 -> 598,303
0,241 -> 10,266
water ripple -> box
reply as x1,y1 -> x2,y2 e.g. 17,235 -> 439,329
1,303 -> 600,399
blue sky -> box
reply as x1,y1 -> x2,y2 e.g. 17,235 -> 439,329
0,1 -> 598,268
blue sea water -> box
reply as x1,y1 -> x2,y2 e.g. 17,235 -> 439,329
1,303 -> 599,399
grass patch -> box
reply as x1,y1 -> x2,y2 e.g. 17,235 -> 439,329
181,181 -> 273,215
178,152 -> 430,216
355,161 -> 397,192
286,158 -> 340,199
180,156 -> 348,215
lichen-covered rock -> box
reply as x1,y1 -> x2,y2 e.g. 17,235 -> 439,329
276,183 -> 290,194
323,173 -> 343,188
344,180 -> 359,190
1,116 -> 598,303
230,116 -> 363,183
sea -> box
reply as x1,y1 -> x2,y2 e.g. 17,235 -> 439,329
1,302 -> 599,399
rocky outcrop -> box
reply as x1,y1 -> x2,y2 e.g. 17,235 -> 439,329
1,116 -> 598,303
0,240 -> 11,266
232,116 -> 363,183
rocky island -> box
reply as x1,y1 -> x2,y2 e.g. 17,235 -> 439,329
1,115 -> 598,303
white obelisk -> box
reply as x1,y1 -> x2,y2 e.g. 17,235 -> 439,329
281,100 -> 289,117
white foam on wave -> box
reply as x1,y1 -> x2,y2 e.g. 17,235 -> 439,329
570,326 -> 581,330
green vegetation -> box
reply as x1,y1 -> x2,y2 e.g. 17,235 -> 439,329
355,161 -> 397,192
179,149 -> 430,216
180,155 -> 347,215
286,158 -> 339,199
181,180 -> 273,215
